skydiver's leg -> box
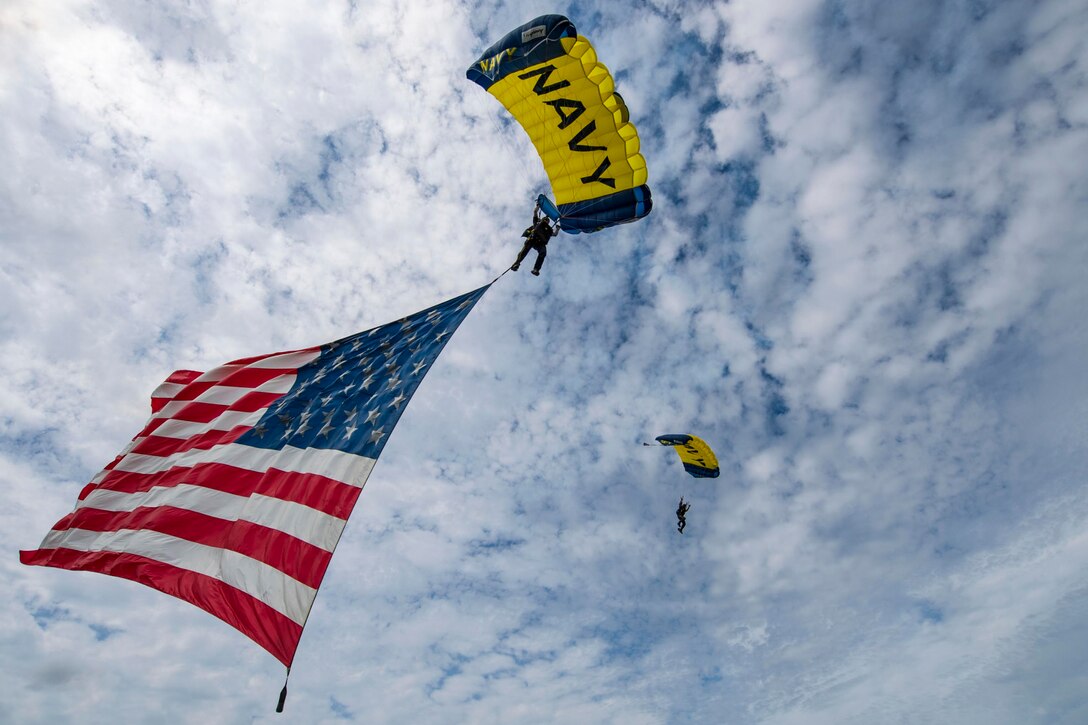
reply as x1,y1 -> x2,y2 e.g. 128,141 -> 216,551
512,241 -> 532,271
531,244 -> 547,275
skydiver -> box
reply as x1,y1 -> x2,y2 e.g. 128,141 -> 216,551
676,497 -> 691,534
511,202 -> 559,276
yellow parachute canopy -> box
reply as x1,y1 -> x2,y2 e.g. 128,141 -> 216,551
467,15 -> 651,233
655,435 -> 720,478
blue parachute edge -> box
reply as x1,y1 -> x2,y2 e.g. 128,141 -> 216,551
557,185 -> 653,234
466,15 -> 575,90
682,462 -> 720,479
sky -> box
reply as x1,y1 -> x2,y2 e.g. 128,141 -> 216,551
2,0 -> 1087,722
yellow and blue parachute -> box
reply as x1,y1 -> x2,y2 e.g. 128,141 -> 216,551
655,435 -> 720,479
467,15 -> 652,234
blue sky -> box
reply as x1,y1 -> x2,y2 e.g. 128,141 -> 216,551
2,0 -> 1087,723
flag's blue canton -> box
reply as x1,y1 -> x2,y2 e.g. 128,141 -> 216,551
235,284 -> 490,459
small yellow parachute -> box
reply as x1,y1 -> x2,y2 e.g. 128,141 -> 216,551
467,15 -> 651,233
654,435 -> 720,478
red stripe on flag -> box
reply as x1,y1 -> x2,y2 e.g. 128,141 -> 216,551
153,392 -> 285,423
19,548 -> 302,666
160,401 -> 236,424
223,350 -> 310,366
223,520 -> 335,590
50,505 -> 333,589
152,370 -> 204,413
129,426 -> 252,457
218,367 -> 298,389
134,416 -> 171,439
165,370 -> 204,385
255,469 -> 363,520
91,463 -> 363,520
168,368 -> 293,404
227,391 -> 286,413
169,380 -> 219,402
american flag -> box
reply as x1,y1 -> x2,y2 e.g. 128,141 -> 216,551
21,283 -> 491,666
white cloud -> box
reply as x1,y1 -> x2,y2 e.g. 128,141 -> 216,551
707,105 -> 762,161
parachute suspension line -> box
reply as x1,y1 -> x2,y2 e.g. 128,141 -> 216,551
475,25 -> 546,190
482,102 -> 545,200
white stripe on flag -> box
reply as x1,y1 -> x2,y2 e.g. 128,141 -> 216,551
111,443 -> 376,487
248,350 -> 321,369
151,380 -> 294,419
78,484 -> 348,553
80,483 -> 250,520
39,527 -> 316,625
149,409 -> 266,441
243,494 -> 347,551
194,364 -> 246,383
191,374 -> 297,405
151,381 -> 188,401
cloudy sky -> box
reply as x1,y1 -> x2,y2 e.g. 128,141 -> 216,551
3,0 -> 1087,722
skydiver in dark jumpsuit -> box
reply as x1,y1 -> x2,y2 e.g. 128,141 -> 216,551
511,203 -> 559,276
676,497 -> 691,534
